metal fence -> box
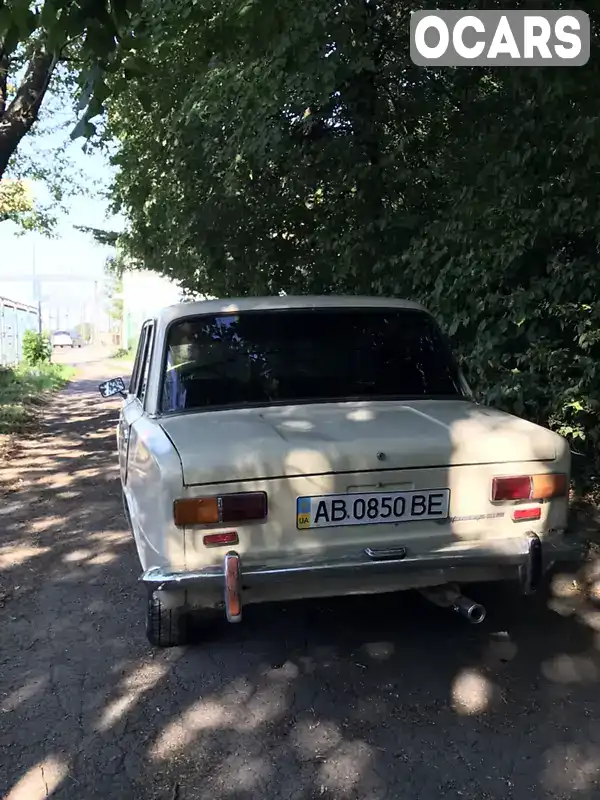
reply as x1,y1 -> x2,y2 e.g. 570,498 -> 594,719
0,296 -> 40,366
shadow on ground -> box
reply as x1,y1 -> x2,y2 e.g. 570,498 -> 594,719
2,370 -> 600,799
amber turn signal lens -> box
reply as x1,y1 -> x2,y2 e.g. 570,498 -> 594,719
531,473 -> 568,500
173,497 -> 219,526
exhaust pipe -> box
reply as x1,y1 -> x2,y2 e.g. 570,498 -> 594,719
419,584 -> 487,625
451,594 -> 487,624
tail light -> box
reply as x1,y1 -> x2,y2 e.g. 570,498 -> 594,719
173,492 -> 267,527
491,474 -> 567,502
512,507 -> 542,522
203,531 -> 239,547
491,476 -> 531,501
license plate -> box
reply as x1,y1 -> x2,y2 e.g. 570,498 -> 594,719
296,489 -> 450,530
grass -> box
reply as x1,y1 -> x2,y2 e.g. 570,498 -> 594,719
111,346 -> 135,362
0,363 -> 74,435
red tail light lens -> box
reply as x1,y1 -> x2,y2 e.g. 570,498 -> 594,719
174,491 -> 267,527
492,474 -> 567,502
513,507 -> 542,522
492,476 -> 532,501
203,531 -> 239,547
222,492 -> 267,522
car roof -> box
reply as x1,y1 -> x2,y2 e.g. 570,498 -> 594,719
157,295 -> 428,326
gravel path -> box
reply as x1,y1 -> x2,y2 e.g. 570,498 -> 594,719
2,353 -> 600,799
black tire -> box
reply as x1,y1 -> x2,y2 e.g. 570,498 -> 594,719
146,592 -> 192,648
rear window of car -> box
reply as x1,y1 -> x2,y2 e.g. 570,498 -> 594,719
160,307 -> 465,413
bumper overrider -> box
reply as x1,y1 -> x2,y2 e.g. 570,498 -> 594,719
141,530 -> 587,624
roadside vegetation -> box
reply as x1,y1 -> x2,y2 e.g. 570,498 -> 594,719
111,346 -> 134,362
0,363 -> 73,435
0,333 -> 73,436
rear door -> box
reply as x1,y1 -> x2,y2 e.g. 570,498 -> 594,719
118,320 -> 154,485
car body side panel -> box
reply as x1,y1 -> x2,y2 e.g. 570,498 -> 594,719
124,415 -> 185,572
118,397 -> 143,484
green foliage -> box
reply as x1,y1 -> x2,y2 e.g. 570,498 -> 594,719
112,345 -> 133,360
1,13 -> 110,231
105,251 -> 127,278
75,225 -> 120,246
0,362 -> 72,433
21,329 -> 52,366
0,0 -> 146,188
3,84 -> 92,234
105,0 -> 600,489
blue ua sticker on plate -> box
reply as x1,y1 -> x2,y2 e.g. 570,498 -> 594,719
296,496 -> 312,529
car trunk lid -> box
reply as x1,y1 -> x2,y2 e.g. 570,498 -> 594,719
159,399 -> 558,487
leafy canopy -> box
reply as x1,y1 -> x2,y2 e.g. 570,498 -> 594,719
106,0 -> 600,487
0,0 -> 148,189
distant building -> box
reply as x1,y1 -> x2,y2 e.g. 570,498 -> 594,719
0,295 -> 39,365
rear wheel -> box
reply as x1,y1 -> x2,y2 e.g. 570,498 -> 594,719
146,591 -> 192,647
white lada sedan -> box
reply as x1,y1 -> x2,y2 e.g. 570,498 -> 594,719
99,295 -> 584,647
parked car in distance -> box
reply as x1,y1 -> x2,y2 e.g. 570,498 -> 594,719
99,295 -> 585,647
52,329 -> 84,348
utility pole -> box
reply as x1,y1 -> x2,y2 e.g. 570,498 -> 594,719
92,280 -> 98,345
32,240 -> 42,334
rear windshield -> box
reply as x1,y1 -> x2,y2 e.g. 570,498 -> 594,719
160,308 -> 464,413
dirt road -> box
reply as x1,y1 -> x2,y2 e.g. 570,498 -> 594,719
2,350 -> 600,799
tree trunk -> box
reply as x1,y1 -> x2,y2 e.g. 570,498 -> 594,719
0,51 -> 8,116
0,45 -> 57,179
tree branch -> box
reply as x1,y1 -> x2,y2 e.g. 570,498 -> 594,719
0,44 -> 58,179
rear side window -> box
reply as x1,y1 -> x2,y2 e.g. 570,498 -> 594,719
129,323 -> 150,396
137,323 -> 155,403
160,307 -> 464,413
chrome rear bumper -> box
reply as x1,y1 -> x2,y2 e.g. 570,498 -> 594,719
141,530 -> 586,618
